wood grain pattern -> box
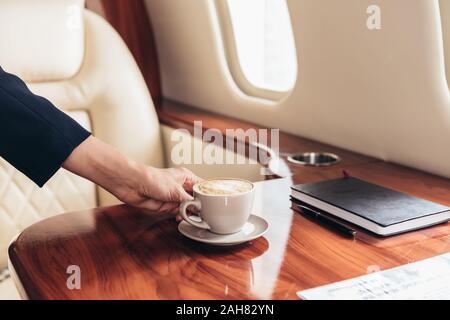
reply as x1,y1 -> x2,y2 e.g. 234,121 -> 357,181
8,99 -> 450,299
86,0 -> 162,104
8,175 -> 450,300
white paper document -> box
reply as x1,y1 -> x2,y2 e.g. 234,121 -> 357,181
298,252 -> 450,300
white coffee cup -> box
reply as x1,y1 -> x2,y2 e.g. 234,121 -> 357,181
179,179 -> 255,234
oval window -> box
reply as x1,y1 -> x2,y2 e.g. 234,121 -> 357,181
225,0 -> 297,95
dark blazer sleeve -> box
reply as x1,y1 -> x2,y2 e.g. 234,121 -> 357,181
0,67 -> 91,187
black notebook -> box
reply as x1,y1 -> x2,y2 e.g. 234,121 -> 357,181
291,177 -> 450,236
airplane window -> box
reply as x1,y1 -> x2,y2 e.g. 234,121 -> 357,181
226,0 -> 297,93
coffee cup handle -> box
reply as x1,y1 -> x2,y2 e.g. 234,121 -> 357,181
179,199 -> 210,230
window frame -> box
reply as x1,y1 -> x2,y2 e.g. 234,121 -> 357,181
215,0 -> 297,101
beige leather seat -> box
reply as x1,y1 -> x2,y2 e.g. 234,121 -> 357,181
0,0 -> 166,299
0,0 -> 262,299
0,0 -> 167,218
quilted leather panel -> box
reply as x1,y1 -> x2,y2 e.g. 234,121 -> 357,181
0,111 -> 96,269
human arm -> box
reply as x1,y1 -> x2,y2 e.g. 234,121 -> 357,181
63,135 -> 200,213
0,66 -> 201,213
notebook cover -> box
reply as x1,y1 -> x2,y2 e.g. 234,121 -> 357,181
291,177 -> 450,227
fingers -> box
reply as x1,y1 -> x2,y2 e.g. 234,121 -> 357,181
131,166 -> 204,215
171,184 -> 194,202
138,199 -> 178,214
158,202 -> 179,213
175,204 -> 200,223
136,199 -> 164,211
171,167 -> 203,192
183,170 -> 203,191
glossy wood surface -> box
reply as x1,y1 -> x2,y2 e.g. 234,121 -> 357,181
9,173 -> 450,300
9,100 -> 450,299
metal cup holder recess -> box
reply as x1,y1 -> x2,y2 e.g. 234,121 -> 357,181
287,152 -> 341,167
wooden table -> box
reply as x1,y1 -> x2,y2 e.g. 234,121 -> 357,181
8,100 -> 450,299
8,172 -> 450,300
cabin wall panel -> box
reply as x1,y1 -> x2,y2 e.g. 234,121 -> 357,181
146,0 -> 450,178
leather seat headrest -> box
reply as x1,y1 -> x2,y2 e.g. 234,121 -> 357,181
0,0 -> 85,82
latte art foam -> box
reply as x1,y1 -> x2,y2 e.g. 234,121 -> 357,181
196,179 -> 253,196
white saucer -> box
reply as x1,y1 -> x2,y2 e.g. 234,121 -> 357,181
178,215 -> 269,246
